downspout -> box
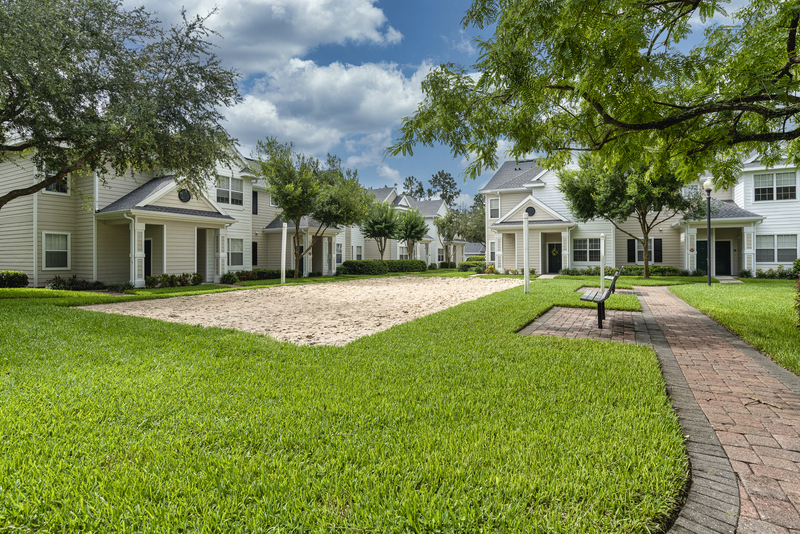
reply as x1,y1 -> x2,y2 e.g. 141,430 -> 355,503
123,212 -> 134,285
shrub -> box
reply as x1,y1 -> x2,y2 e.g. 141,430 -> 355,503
144,275 -> 159,289
340,260 -> 388,275
46,275 -> 106,291
474,266 -> 484,274
754,266 -> 794,280
235,269 -> 299,280
691,268 -> 706,277
795,275 -> 800,327
458,261 -> 486,272
739,269 -> 752,279
107,282 -> 134,293
484,264 -> 497,274
793,258 -> 800,278
384,259 -> 427,273
530,268 -> 537,275
307,271 -> 323,278
191,272 -> 204,286
466,255 -> 485,262
439,261 -> 456,269
428,263 -> 437,270
506,268 -> 519,275
220,272 -> 239,284
0,270 -> 29,288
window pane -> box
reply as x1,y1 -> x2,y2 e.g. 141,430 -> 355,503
588,250 -> 600,262
776,187 -> 796,200
46,251 -> 68,268
777,248 -> 797,262
489,199 -> 499,218
775,173 -> 795,187
230,191 -> 244,206
45,233 -> 68,251
229,253 -> 243,266
777,235 -> 797,248
229,239 -> 243,252
756,235 -> 774,249
574,251 -> 588,261
754,174 -> 773,188
588,238 -> 600,250
231,179 -> 243,192
756,249 -> 774,263
217,190 -> 229,203
573,239 -> 587,250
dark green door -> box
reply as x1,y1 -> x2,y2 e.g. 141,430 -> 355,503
715,241 -> 731,276
548,243 -> 562,273
696,240 -> 708,274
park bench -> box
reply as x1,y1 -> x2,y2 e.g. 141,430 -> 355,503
579,266 -> 624,329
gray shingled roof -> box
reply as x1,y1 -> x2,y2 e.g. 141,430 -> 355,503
406,197 -> 446,217
465,242 -> 485,255
264,216 -> 338,230
491,219 -> 571,227
96,177 -> 234,220
687,199 -> 763,221
367,186 -> 395,202
480,160 -> 546,191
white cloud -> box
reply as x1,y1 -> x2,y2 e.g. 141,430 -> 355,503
442,30 -> 476,56
377,164 -> 401,184
138,0 -> 403,74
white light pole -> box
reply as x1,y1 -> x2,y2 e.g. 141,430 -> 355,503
703,178 -> 713,286
280,222 -> 287,284
523,210 -> 530,293
600,233 -> 606,293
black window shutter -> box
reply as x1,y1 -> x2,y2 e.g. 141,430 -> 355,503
252,191 -> 258,214
654,239 -> 663,263
252,242 -> 258,266
627,239 -> 636,263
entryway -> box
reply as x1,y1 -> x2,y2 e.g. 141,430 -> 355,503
548,243 -> 562,273
714,241 -> 731,276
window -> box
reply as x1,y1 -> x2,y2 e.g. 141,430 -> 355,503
588,238 -> 601,262
682,184 -> 700,198
489,241 -> 496,262
356,246 -> 362,260
399,246 -> 409,260
756,235 -> 774,263
438,248 -> 444,262
217,177 -> 244,206
252,191 -> 258,214
336,243 -> 343,264
573,239 -> 587,262
755,172 -> 797,201
758,234 -> 799,263
489,198 -> 500,219
228,239 -> 243,266
636,238 -> 654,262
252,242 -> 258,266
777,235 -> 797,262
42,170 -> 68,195
43,232 -> 69,269
269,194 -> 278,207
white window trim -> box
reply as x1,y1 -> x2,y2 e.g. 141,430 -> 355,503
489,241 -> 496,262
216,176 -> 245,208
356,245 -> 362,260
335,243 -> 343,264
269,194 -> 278,207
41,170 -> 70,196
42,231 -> 71,270
754,172 -> 797,202
489,198 -> 500,219
227,238 -> 244,267
636,237 -> 654,265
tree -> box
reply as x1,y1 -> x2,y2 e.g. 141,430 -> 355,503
361,202 -> 400,260
0,0 -> 241,212
387,1 -> 800,187
402,176 -> 425,199
558,154 -> 706,278
396,209 -> 429,260
253,138 -> 372,279
429,170 -> 461,206
459,200 -> 486,246
434,210 -> 461,264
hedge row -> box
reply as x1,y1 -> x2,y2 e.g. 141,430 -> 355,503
466,255 -> 485,262
458,261 -> 487,272
145,272 -> 205,288
0,270 -> 28,288
234,269 -> 300,281
559,265 -> 689,277
338,259 -> 427,275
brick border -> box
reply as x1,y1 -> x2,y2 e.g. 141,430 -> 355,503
636,290 -> 740,534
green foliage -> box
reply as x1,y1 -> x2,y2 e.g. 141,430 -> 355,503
46,275 -> 106,291
0,280 -> 686,532
360,202 -> 400,260
0,270 -> 28,288
439,261 -> 456,269
474,266 -> 485,274
433,210 -> 461,264
458,261 -> 486,272
562,275 -> 715,289
387,0 -> 800,187
428,170 -> 461,206
561,266 -> 687,277
793,258 -> 800,278
396,209 -> 429,259
402,175 -> 426,198
0,0 -> 241,212
383,260 -> 428,273
796,276 -> 800,328
559,154 -> 705,278
252,138 -> 372,278
673,280 -> 800,374
234,269 -> 299,281
106,282 -> 134,293
339,260 -> 389,275
144,276 -> 159,289
428,263 -> 437,270
756,265 -> 796,279
739,269 -> 753,279
466,255 -> 485,262
219,272 -> 239,284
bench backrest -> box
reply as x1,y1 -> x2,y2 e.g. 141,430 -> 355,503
608,266 -> 624,294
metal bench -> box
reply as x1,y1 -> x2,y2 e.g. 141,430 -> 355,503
580,267 -> 624,329
603,265 -> 624,293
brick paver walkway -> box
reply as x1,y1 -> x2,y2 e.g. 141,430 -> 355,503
520,285 -> 800,533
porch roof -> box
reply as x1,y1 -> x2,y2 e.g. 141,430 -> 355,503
263,216 -> 340,231
492,219 -> 573,227
684,199 -> 763,223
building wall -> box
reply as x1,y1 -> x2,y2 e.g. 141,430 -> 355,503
612,217 -> 683,269
96,222 -> 130,283
0,158 -> 36,282
144,224 -> 165,277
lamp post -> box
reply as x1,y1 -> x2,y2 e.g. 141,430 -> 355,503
703,178 -> 713,286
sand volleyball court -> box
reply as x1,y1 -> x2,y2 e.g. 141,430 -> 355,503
77,276 -> 523,346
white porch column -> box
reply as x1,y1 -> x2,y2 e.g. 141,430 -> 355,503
687,227 -> 698,272
214,229 -> 227,282
322,236 -> 329,275
743,226 -> 755,275
133,220 -> 146,288
330,237 -> 335,274
497,236 -> 502,272
561,230 -> 570,270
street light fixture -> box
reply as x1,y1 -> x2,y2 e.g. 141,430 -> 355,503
703,178 -> 714,287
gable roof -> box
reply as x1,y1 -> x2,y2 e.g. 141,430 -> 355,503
97,176 -> 235,220
697,199 -> 763,221
480,160 -> 547,192
366,186 -> 395,203
264,216 -> 339,230
406,197 -> 446,217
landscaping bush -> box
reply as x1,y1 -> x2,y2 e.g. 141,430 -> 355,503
796,275 -> 800,327
235,269 -> 299,281
46,275 -> 106,291
428,263 -> 437,270
466,255 -> 485,262
339,260 -> 388,275
690,268 -> 706,277
458,261 -> 486,272
439,261 -> 456,269
755,265 -> 795,279
191,272 -> 204,286
0,270 -> 29,288
474,266 -> 484,274
793,257 -> 800,278
220,272 -> 239,284
144,276 -> 159,289
308,271 -> 323,278
384,259 -> 427,273
160,273 -> 178,288
559,265 -> 687,277
484,265 -> 497,274
739,269 -> 753,278
530,268 -> 537,275
107,282 -> 134,293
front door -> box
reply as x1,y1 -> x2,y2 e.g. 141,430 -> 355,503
548,243 -> 562,273
696,240 -> 708,274
144,239 -> 152,277
715,241 -> 732,276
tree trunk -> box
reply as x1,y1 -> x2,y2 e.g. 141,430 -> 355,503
378,237 -> 386,260
642,237 -> 650,279
293,223 -> 302,279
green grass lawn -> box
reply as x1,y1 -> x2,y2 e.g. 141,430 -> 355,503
671,279 -> 800,375
0,279 -> 684,532
556,275 -> 716,289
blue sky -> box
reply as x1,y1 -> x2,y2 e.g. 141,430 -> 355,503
132,0 -> 489,205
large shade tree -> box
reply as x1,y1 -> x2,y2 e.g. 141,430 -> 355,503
396,209 -> 429,260
253,138 -> 372,279
0,0 -> 242,212
360,201 -> 400,261
388,0 -> 800,187
434,210 -> 461,265
558,154 -> 706,278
